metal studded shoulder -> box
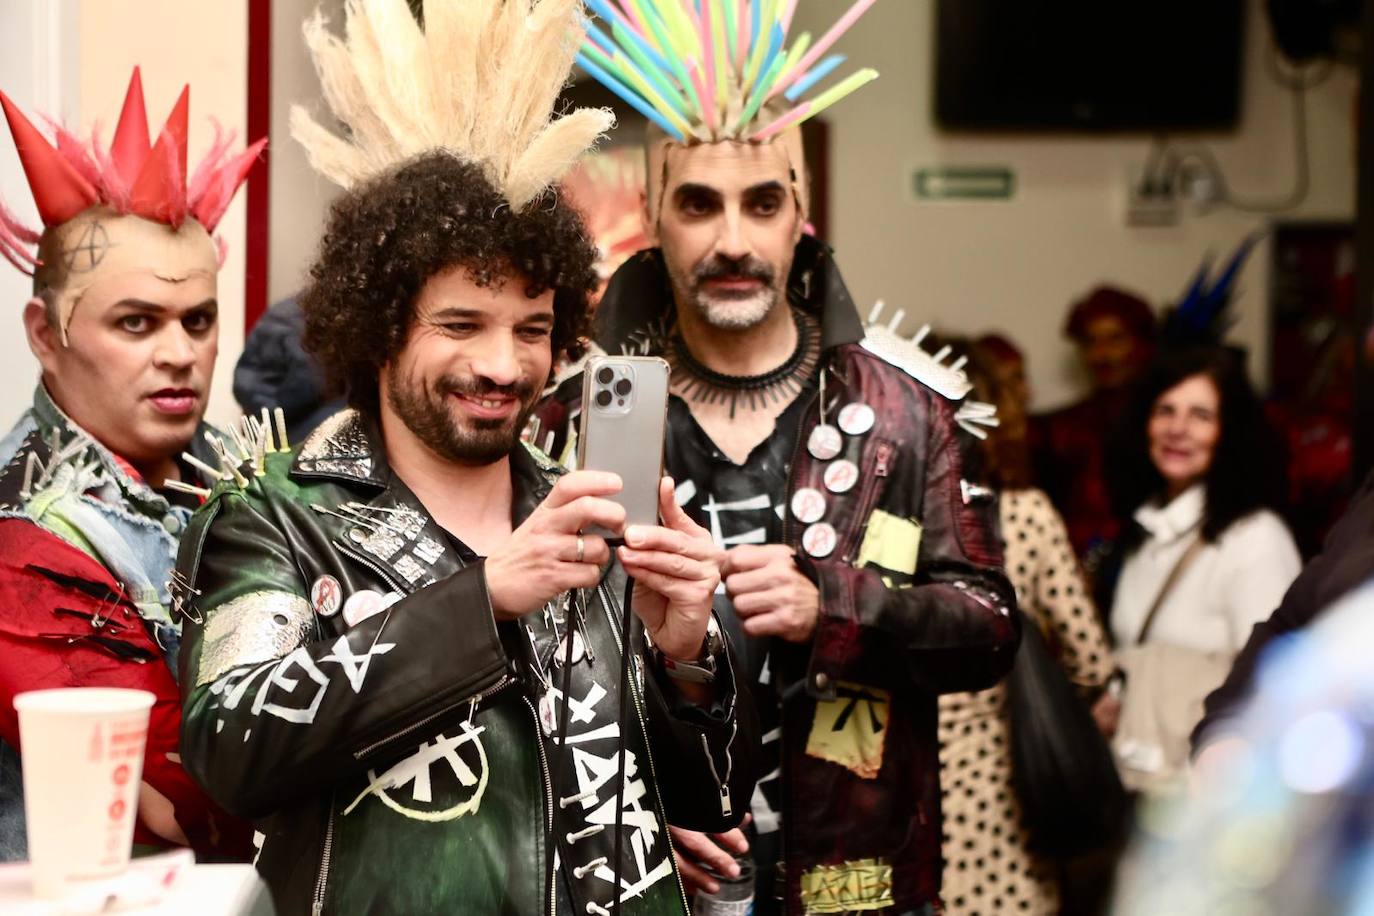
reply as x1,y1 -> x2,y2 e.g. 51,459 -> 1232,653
858,301 -> 999,440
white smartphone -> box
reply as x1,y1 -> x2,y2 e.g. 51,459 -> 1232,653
577,355 -> 670,540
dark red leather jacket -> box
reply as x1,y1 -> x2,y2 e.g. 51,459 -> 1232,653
532,238 -> 1019,914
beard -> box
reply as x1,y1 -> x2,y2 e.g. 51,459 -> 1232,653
386,369 -> 537,467
670,253 -> 783,331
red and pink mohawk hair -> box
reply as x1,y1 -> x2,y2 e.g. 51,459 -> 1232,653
0,66 -> 266,275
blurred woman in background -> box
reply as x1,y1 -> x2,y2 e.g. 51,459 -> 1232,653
1096,346 -> 1300,790
937,334 -> 1115,915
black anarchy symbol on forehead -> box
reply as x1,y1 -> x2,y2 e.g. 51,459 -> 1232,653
62,221 -> 112,274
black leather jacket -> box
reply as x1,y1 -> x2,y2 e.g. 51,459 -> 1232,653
176,411 -> 757,915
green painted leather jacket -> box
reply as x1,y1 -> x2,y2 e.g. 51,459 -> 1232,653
176,410 -> 757,915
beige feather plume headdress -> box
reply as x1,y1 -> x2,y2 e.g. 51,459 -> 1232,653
291,0 -> 615,210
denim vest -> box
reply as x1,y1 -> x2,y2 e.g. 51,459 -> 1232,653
0,385 -> 216,860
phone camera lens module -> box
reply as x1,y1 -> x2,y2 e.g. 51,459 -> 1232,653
614,378 -> 633,397
595,389 -> 613,408
596,367 -> 615,385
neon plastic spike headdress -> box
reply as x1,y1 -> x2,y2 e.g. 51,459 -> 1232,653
578,0 -> 880,143
0,66 -> 266,276
291,0 -> 616,211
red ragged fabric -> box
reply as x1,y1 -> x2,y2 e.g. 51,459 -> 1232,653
0,517 -> 250,860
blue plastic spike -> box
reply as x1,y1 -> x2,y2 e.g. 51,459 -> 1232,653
784,54 -> 846,102
755,24 -> 785,94
584,0 -> 674,75
575,52 -> 686,141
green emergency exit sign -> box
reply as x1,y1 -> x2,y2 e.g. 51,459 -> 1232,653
913,167 -> 1015,200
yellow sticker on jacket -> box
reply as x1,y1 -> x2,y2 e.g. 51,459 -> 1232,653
800,858 -> 895,913
854,509 -> 921,575
806,682 -> 890,779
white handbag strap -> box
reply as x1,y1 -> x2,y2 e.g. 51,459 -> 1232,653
1133,534 -> 1206,646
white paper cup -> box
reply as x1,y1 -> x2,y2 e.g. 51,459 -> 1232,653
14,687 -> 156,899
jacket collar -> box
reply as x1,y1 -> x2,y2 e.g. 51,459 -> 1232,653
292,408 -> 559,509
593,234 -> 866,356
26,383 -> 219,503
1135,483 -> 1206,544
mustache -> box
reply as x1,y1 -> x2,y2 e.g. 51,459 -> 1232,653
436,375 -> 536,402
693,254 -> 775,287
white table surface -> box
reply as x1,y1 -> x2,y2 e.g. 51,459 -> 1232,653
0,859 -> 271,915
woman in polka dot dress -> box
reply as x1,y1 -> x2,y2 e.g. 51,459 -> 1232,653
937,336 -> 1115,915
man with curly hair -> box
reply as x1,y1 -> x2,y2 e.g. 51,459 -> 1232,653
173,4 -> 755,913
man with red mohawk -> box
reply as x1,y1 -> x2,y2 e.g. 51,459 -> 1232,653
0,68 -> 261,861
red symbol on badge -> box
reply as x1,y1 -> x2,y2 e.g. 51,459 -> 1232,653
343,590 -> 386,627
311,575 -> 343,617
112,763 -> 130,786
838,403 -> 876,436
802,522 -> 837,559
108,798 -> 126,821
791,487 -> 827,524
807,424 -> 843,461
823,460 -> 859,494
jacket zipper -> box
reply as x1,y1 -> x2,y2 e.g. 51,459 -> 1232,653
352,675 -> 513,760
598,583 -> 692,914
838,439 -> 894,565
334,540 -> 410,597
311,793 -> 337,916
521,694 -> 558,916
698,722 -> 737,818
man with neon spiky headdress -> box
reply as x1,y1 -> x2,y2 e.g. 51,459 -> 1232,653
550,3 -> 1021,913
0,69 -> 260,860
174,2 -> 757,914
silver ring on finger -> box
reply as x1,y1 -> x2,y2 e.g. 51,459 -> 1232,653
575,533 -> 585,564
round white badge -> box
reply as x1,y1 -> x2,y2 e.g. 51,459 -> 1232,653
802,522 -> 837,558
790,487 -> 828,524
823,459 -> 860,495
807,424 -> 843,461
342,589 -> 385,627
838,403 -> 876,436
310,575 -> 342,617
538,691 -> 558,737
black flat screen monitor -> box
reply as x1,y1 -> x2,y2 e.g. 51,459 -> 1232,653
934,1 -> 1246,132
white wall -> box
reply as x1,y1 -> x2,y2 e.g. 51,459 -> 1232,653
0,0 -> 248,429
792,0 -> 1358,409
268,0 -> 342,304
78,0 -> 249,428
0,0 -> 78,425
7,1 -> 1353,423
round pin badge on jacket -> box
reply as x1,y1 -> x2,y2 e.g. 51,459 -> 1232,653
311,575 -> 342,617
802,522 -> 838,558
838,403 -> 876,436
791,487 -> 828,524
807,424 -> 843,461
343,589 -> 386,627
824,459 -> 860,495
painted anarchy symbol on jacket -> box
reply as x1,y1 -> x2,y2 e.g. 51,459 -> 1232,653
344,723 -> 490,822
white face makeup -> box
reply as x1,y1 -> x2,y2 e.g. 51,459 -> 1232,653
28,210 -> 221,472
41,209 -> 219,340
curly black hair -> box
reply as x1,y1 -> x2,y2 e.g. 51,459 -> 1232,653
1106,345 -> 1289,548
300,151 -> 598,415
